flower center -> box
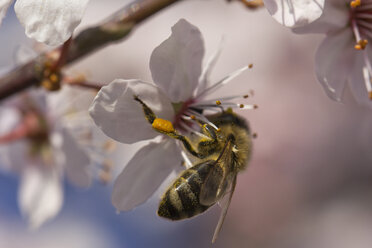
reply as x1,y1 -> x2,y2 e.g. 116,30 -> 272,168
350,0 -> 372,99
171,99 -> 195,132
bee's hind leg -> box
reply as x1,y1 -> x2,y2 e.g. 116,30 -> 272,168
133,95 -> 157,125
133,95 -> 207,159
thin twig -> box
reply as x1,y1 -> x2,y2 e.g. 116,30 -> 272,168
0,0 -> 181,101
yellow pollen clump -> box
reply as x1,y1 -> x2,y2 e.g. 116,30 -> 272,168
152,118 -> 175,133
216,100 -> 221,105
350,0 -> 361,8
355,39 -> 368,50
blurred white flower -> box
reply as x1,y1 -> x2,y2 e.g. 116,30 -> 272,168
0,87 -> 92,229
293,0 -> 372,107
90,19 -> 254,212
0,0 -> 89,46
262,0 -> 325,27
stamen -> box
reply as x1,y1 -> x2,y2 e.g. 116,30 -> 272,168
351,0 -> 361,8
191,93 -> 253,106
357,2 -> 372,10
186,110 -> 219,130
216,100 -> 222,105
355,39 -> 368,50
351,19 -> 368,50
362,66 -> 372,99
152,118 -> 175,133
196,65 -> 249,100
179,121 -> 209,139
355,13 -> 372,19
237,103 -> 258,110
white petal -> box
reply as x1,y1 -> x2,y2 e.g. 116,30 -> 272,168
89,79 -> 174,144
0,105 -> 25,172
18,166 -> 63,229
0,105 -> 21,136
314,29 -> 355,101
263,0 -> 325,28
150,19 -> 204,102
0,0 -> 13,26
0,141 -> 29,173
47,85 -> 95,119
293,0 -> 348,34
14,45 -> 38,65
51,127 -> 92,188
197,37 -> 224,96
14,0 -> 89,46
112,139 -> 182,211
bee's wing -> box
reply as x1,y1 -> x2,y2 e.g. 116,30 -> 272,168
212,174 -> 237,243
199,136 -> 235,206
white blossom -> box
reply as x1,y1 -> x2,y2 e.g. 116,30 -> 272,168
89,19 -> 255,212
263,0 -> 325,27
293,0 -> 372,107
0,87 -> 93,228
0,0 -> 89,46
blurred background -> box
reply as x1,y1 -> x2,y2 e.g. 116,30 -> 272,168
1,0 -> 372,247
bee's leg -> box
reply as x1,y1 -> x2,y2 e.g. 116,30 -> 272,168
134,95 -> 207,159
197,124 -> 219,155
133,95 -> 156,124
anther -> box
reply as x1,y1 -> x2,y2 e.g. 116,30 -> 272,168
216,100 -> 221,105
350,0 -> 361,8
253,133 -> 258,138
243,94 -> 249,98
239,104 -> 244,108
355,39 -> 368,50
253,104 -> 258,109
369,91 -> 372,100
190,115 -> 196,120
248,64 -> 253,69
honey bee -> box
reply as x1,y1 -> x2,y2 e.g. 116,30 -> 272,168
134,96 -> 253,243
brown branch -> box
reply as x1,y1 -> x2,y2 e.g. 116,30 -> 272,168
0,0 -> 182,101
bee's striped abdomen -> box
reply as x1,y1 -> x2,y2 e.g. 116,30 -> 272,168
157,160 -> 215,220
